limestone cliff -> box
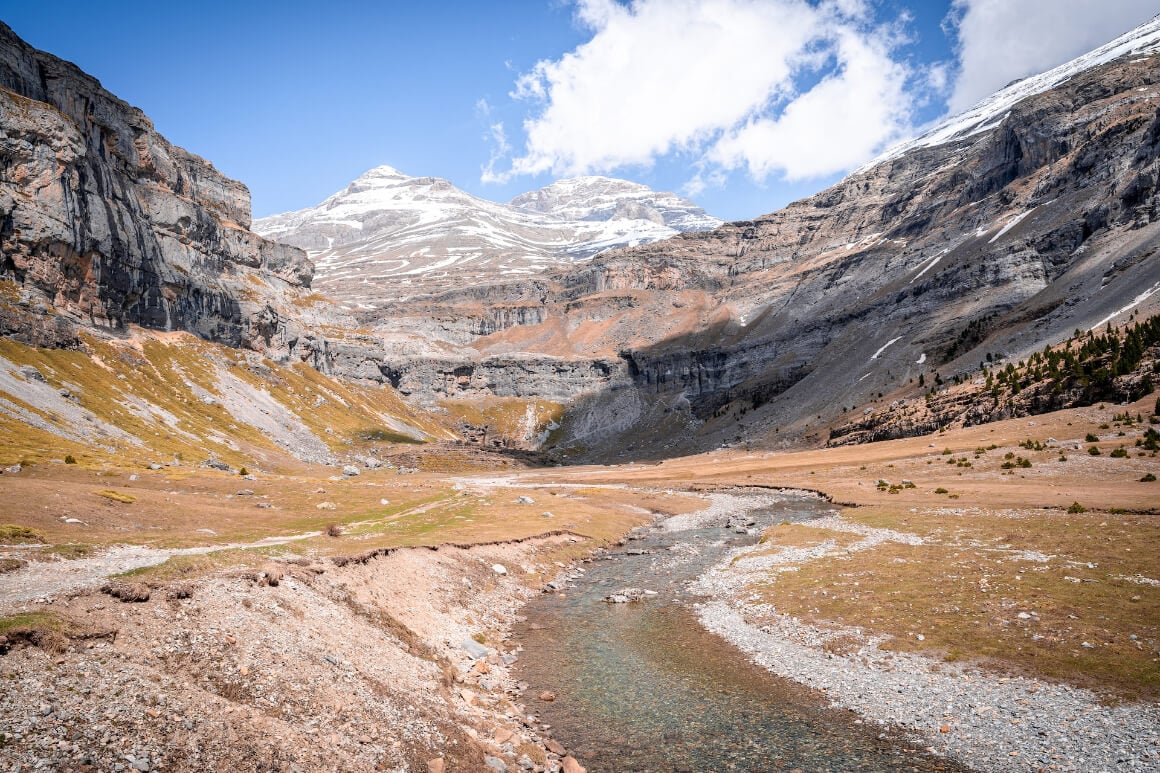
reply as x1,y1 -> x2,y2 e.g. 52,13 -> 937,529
0,22 -> 314,355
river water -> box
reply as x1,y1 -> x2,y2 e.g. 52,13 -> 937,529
512,490 -> 970,773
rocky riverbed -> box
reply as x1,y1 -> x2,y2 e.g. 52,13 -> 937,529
693,510 -> 1160,772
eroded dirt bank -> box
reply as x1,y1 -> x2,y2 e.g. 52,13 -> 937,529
0,534 -> 590,772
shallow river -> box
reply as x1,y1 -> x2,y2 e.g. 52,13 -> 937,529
513,490 -> 970,773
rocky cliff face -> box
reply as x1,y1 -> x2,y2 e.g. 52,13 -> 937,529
0,22 -> 315,355
5,17 -> 1160,462
360,19 -> 1160,459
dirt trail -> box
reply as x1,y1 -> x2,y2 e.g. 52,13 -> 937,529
0,531 -> 319,611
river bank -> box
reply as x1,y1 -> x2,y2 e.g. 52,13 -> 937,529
692,508 -> 1160,772
0,529 -> 598,772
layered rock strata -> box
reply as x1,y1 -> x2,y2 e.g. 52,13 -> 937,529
0,22 -> 315,356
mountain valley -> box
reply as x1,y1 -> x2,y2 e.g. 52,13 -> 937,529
0,13 -> 1158,773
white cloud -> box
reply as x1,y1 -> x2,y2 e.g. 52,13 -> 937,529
948,0 -> 1159,112
487,0 -> 917,188
708,27 -> 911,180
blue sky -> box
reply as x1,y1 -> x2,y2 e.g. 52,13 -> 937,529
2,1 -> 1156,221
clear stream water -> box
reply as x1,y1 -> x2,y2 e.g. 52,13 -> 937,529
513,491 -> 971,773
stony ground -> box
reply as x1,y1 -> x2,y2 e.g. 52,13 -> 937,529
0,534 -> 592,773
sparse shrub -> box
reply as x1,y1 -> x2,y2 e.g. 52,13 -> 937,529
1099,423 -> 1110,429
260,564 -> 283,587
942,448 -> 953,455
1110,447 -> 1128,458
1067,502 -> 1087,514
1088,446 -> 1101,456
934,487 -> 949,494
238,467 -> 249,477
1058,454 -> 1067,462
1141,473 -> 1157,482
1085,433 -> 1099,442
1143,428 -> 1160,451
0,557 -> 27,574
326,523 -> 343,537
63,455 -> 76,465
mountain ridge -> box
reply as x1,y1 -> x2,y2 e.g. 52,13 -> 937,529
252,166 -> 720,305
347,22 -> 1160,461
3,16 -> 1160,465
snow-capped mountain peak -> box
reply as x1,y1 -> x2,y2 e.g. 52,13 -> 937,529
252,168 -> 721,304
509,175 -> 721,231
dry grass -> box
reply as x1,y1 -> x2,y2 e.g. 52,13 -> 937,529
94,489 -> 136,503
0,558 -> 26,574
752,522 -> 862,554
0,331 -> 454,473
438,397 -> 565,444
3,319 -> 1155,701
748,515 -> 1159,701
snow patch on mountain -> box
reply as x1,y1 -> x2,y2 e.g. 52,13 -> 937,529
867,15 -> 1160,168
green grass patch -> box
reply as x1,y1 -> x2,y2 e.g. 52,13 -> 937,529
44,544 -> 95,560
0,524 -> 45,544
112,548 -> 267,583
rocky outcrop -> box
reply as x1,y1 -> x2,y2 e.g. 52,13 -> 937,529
383,355 -> 627,402
0,22 -> 315,355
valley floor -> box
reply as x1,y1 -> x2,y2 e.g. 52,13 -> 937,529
0,398 -> 1158,772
